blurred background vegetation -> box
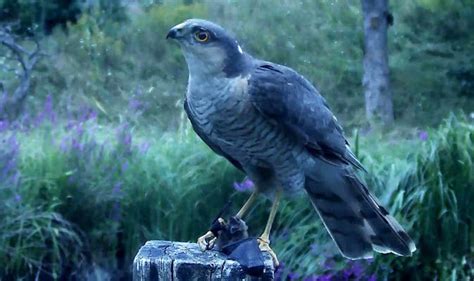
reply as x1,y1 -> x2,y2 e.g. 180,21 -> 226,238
0,0 -> 472,280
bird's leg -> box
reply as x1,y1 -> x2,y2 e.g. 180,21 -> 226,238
258,189 -> 282,267
235,191 -> 258,219
197,192 -> 258,251
197,230 -> 217,251
197,217 -> 226,250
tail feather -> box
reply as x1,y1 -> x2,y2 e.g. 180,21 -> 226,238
344,146 -> 367,173
304,157 -> 416,259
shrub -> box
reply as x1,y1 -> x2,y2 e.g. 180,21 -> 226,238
3,113 -> 471,280
368,115 -> 473,281
0,0 -> 82,34
0,131 -> 84,279
24,1 -> 474,131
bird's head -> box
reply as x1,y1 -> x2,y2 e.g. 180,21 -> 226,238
167,19 -> 250,78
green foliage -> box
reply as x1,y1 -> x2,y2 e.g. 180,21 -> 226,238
246,115 -> 474,280
32,3 -> 207,128
369,115 -> 474,281
0,208 -> 84,279
390,0 -> 474,125
207,0 -> 365,127
1,115 -> 472,279
9,119 -> 243,278
0,132 -> 84,279
24,0 -> 473,130
1,1 -> 473,280
0,0 -> 83,34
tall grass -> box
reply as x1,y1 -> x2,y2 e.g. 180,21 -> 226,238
0,132 -> 84,279
370,115 -> 473,281
2,114 -> 246,279
266,115 -> 474,280
19,1 -> 473,129
0,114 -> 472,280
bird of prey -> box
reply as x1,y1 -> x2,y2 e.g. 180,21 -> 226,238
167,19 -> 416,265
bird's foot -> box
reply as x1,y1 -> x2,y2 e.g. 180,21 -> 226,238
197,230 -> 216,251
258,237 -> 279,267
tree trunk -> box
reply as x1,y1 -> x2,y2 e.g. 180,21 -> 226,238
0,26 -> 43,121
361,0 -> 394,127
134,241 -> 275,280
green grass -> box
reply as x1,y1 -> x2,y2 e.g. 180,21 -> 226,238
10,121 -> 245,277
0,115 -> 473,280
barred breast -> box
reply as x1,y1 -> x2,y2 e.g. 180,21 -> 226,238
187,75 -> 306,194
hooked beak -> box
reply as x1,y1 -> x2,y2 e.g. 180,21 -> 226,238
166,23 -> 186,40
166,28 -> 178,39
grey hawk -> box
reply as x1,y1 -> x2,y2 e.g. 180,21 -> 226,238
167,19 -> 416,265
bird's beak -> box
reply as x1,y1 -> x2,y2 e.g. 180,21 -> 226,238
166,28 -> 178,39
166,23 -> 186,40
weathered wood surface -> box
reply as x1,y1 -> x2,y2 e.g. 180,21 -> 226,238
133,240 -> 275,281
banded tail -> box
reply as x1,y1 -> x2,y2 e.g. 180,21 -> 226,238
304,157 -> 416,259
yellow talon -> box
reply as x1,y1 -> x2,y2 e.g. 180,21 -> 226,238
258,237 -> 279,267
197,231 -> 216,251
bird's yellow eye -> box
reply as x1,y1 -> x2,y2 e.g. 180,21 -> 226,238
194,31 -> 210,42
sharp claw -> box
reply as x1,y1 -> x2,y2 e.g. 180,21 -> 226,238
207,237 -> 216,250
258,237 -> 280,267
197,231 -> 216,251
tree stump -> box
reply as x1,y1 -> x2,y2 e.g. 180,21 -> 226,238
133,240 -> 275,281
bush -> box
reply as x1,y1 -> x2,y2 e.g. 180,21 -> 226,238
29,3 -> 207,130
25,0 -> 473,130
1,111 -> 472,280
0,132 -> 84,279
0,0 -> 83,34
1,110 -> 244,279
367,115 -> 473,281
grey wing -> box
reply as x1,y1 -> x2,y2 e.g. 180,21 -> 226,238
247,62 -> 415,259
247,62 -> 364,170
184,99 -> 244,172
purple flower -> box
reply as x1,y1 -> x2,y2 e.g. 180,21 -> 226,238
123,133 -> 132,147
74,123 -> 85,137
78,107 -> 97,122
418,130 -> 428,141
342,261 -> 365,279
368,274 -> 377,281
352,262 -> 364,277
12,171 -> 21,187
43,94 -> 56,122
323,258 -> 336,270
59,137 -> 69,153
1,158 -> 16,179
112,201 -> 122,222
316,274 -> 332,281
279,228 -> 290,240
273,261 -> 285,280
288,272 -> 300,280
14,193 -> 22,202
128,97 -> 142,111
121,161 -> 129,173
116,123 -> 133,153
139,141 -> 151,154
88,110 -> 98,120
71,138 -> 83,152
33,94 -> 56,126
113,182 -> 122,195
232,178 -> 255,192
0,120 -> 9,132
0,135 -> 20,182
304,274 -> 333,281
